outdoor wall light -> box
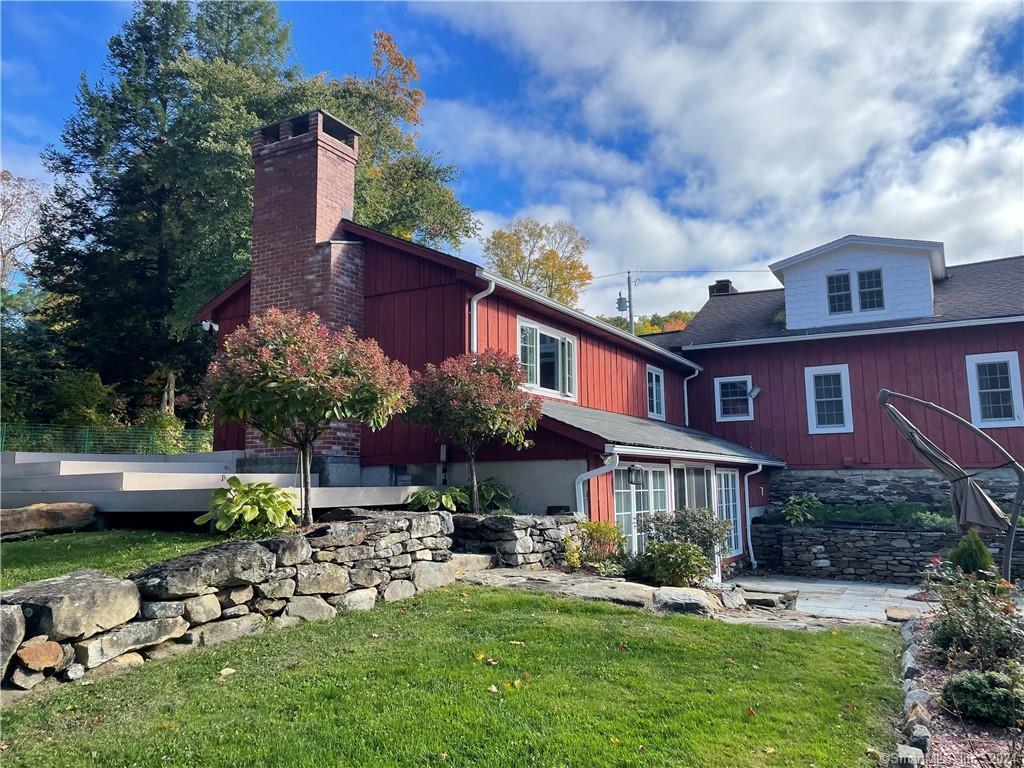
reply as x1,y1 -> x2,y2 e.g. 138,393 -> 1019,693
749,385 -> 762,399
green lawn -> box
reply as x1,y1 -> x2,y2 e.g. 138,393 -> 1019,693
1,587 -> 900,767
0,530 -> 220,590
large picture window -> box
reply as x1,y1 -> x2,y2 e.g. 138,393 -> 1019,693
803,364 -> 853,434
518,318 -> 576,399
966,352 -> 1024,428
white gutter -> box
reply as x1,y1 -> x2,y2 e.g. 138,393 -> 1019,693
603,443 -> 784,467
574,453 -> 619,520
475,268 -> 703,372
677,315 -> 1024,352
469,280 -> 495,352
682,368 -> 700,426
742,463 -> 765,570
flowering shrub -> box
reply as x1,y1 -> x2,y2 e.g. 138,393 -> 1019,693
206,308 -> 412,525
406,350 -> 541,513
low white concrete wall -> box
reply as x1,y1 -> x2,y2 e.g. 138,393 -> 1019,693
447,459 -> 586,514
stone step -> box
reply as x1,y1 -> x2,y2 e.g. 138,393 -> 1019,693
3,473 -> 315,493
449,553 -> 496,576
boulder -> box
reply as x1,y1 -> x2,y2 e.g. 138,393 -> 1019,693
1,569 -> 140,641
350,568 -> 383,589
903,688 -> 933,713
0,503 -> 96,538
295,563 -> 350,595
411,561 -> 454,592
281,596 -> 336,622
181,614 -> 265,647
720,589 -> 746,610
217,585 -> 254,607
59,663 -> 85,681
271,615 -> 302,630
563,580 -> 655,609
9,666 -> 45,690
182,594 -> 222,625
15,639 -> 64,671
743,592 -> 785,609
653,587 -> 717,617
84,651 -> 145,681
331,545 -> 375,563
886,606 -> 920,623
901,650 -> 920,680
383,580 -> 416,602
306,523 -> 366,549
254,578 -> 295,599
74,616 -> 188,668
140,601 -> 185,620
409,514 -> 442,539
903,702 -> 931,730
0,605 -> 25,679
221,605 -> 250,619
253,598 -> 286,615
894,744 -> 925,766
328,589 -> 377,612
132,542 -> 276,599
260,536 -> 312,567
906,725 -> 930,753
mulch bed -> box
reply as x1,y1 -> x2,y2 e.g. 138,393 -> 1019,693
912,616 -> 1021,766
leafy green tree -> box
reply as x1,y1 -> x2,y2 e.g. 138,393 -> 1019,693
205,308 -> 412,526
406,350 -> 542,514
33,2 -> 476,422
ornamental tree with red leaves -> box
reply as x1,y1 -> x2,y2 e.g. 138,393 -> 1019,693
407,349 -> 542,514
206,308 -> 412,526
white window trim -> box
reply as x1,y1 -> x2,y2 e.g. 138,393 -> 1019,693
714,375 -> 754,422
856,268 -> 885,313
965,351 -> 1024,429
825,271 -> 853,315
646,364 -> 666,421
613,463 -> 670,555
804,363 -> 854,435
715,468 -> 743,557
517,316 -> 578,401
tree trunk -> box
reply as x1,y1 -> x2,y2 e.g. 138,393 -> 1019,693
468,449 -> 480,515
160,370 -> 176,415
300,444 -> 314,527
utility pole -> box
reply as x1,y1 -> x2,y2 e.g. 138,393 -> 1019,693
626,270 -> 635,334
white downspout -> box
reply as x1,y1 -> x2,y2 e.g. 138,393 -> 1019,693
574,454 -> 619,520
469,281 -> 496,353
683,366 -> 700,426
743,463 -> 765,570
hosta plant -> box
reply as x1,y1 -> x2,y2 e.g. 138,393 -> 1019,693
196,477 -> 299,533
408,486 -> 470,512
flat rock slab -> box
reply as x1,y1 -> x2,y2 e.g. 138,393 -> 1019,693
1,503 -> 96,538
132,542 -> 276,599
181,613 -> 265,647
886,606 -> 921,623
459,569 -> 656,609
74,616 -> 188,668
1,569 -> 140,641
653,587 -> 717,616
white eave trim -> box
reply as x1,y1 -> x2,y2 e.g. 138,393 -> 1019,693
769,235 -> 946,282
604,443 -> 785,468
475,268 -> 702,372
677,315 -> 1024,351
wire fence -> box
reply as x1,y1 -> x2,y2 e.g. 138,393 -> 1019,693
0,423 -> 214,455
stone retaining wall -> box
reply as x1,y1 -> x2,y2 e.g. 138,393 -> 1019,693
0,510 -> 454,696
750,521 -> 1020,583
451,514 -> 579,569
767,467 -> 1018,510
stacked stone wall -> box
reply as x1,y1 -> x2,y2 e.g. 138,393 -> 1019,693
0,510 -> 453,696
750,522 -> 1020,583
451,514 -> 579,569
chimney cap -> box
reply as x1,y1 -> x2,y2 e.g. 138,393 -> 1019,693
708,278 -> 738,297
251,109 -> 361,146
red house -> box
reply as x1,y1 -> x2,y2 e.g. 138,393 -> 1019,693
647,237 -> 1024,510
199,110 -> 781,562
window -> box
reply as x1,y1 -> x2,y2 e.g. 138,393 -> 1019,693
857,269 -> 884,311
716,469 -> 742,556
647,365 -> 665,420
614,466 -> 669,555
714,375 -> 753,422
826,273 -> 853,314
966,352 -> 1024,428
518,318 -> 576,399
673,465 -> 713,510
804,364 -> 853,434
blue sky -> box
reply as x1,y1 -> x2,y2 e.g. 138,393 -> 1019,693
2,1 -> 1022,314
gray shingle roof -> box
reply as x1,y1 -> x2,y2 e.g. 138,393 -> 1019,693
540,400 -> 784,466
646,255 -> 1024,349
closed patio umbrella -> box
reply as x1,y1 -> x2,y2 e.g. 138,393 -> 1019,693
881,401 -> 1009,532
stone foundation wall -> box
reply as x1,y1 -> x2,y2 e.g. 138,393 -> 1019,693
767,468 -> 1018,510
750,521 -> 1020,583
0,510 -> 454,695
451,514 -> 579,569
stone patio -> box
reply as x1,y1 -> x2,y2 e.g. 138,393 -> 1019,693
727,575 -> 931,622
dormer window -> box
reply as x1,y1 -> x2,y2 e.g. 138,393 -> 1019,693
826,273 -> 852,314
857,269 -> 884,310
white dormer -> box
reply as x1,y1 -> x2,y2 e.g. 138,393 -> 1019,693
769,235 -> 946,331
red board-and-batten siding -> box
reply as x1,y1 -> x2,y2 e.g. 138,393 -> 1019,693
206,277 -> 251,452
684,322 -> 1024,469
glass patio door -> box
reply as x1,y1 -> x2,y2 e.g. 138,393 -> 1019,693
715,469 -> 742,556
614,467 -> 669,555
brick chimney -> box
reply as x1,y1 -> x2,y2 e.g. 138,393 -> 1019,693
708,278 -> 738,297
249,110 -> 364,334
245,110 -> 365,481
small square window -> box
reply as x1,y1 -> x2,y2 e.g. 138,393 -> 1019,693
827,273 -> 852,314
858,269 -> 884,311
715,375 -> 753,422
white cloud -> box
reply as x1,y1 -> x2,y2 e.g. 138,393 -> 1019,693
417,2 -> 1023,316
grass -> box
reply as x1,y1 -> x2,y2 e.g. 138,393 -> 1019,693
0,530 -> 221,590
1,587 -> 900,767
